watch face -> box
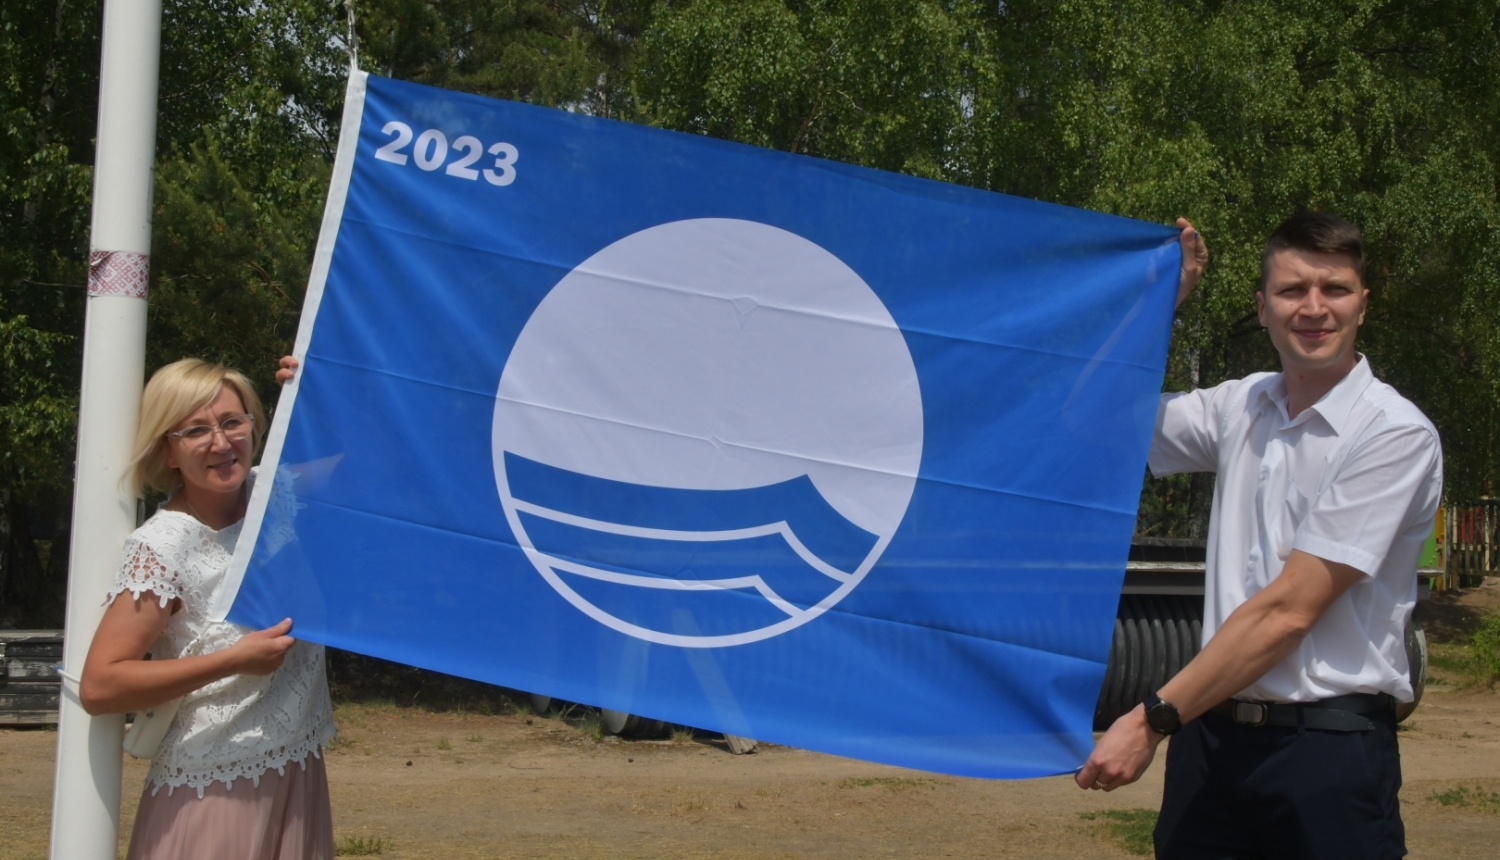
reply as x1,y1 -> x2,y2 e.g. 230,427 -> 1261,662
1147,701 -> 1181,735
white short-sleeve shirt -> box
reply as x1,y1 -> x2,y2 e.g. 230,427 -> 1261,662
1149,357 -> 1442,703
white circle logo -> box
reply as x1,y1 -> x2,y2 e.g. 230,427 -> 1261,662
493,219 -> 923,647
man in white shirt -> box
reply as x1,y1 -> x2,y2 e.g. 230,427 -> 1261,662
1076,212 -> 1442,859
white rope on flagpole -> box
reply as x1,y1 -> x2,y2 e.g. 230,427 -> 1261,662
49,0 -> 161,856
344,0 -> 360,70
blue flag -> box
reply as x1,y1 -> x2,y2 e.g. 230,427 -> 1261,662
218,71 -> 1180,778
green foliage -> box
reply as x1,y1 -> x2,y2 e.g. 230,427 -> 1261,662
355,0 -> 651,114
1427,617 -> 1500,688
1022,0 -> 1500,507
1,0 -> 349,622
157,0 -> 349,165
578,710 -> 604,742
1470,609 -> 1500,684
637,0 -> 1500,524
1,0 -> 98,495
636,0 -> 990,177
1427,640 -> 1484,685
1428,784 -> 1500,812
148,134 -> 328,403
145,0 -> 351,401
1079,807 -> 1158,855
1,315 -> 76,491
1,0 -> 100,623
334,834 -> 387,856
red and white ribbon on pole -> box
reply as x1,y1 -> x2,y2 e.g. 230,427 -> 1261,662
86,250 -> 150,299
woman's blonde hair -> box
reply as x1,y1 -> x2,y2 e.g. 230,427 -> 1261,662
127,359 -> 267,497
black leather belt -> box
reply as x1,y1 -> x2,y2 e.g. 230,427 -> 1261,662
1210,693 -> 1395,732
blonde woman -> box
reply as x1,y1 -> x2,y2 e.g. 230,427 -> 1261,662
80,358 -> 335,859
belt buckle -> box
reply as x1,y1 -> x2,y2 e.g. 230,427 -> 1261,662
1232,701 -> 1269,727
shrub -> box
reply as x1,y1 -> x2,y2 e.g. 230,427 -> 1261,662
1471,611 -> 1500,685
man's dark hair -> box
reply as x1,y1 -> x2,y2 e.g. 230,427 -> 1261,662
1259,211 -> 1363,290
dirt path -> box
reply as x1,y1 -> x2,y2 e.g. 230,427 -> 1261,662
4,686 -> 1498,860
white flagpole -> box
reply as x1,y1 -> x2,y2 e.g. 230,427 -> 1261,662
50,0 -> 162,856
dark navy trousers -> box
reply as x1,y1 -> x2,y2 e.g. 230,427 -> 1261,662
1155,710 -> 1405,859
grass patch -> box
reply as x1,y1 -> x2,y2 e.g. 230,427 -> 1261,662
334,705 -> 369,730
335,835 -> 386,855
466,733 -> 483,743
576,711 -> 605,742
1427,609 -> 1500,688
1079,808 -> 1157,856
670,726 -> 697,744
1428,785 -> 1500,813
1471,610 -> 1500,684
1428,642 -> 1486,686
837,776 -> 935,791
435,738 -> 452,751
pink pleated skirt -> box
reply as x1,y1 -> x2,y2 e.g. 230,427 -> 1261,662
124,753 -> 334,860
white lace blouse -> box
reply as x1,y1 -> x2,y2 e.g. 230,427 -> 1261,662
105,484 -> 335,797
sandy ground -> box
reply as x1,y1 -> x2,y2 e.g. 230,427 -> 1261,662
1,684 -> 1497,860
5,582 -> 1497,858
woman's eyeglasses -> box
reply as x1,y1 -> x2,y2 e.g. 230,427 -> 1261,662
167,414 -> 255,451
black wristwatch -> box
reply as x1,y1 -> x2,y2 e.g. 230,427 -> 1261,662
1143,694 -> 1181,736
